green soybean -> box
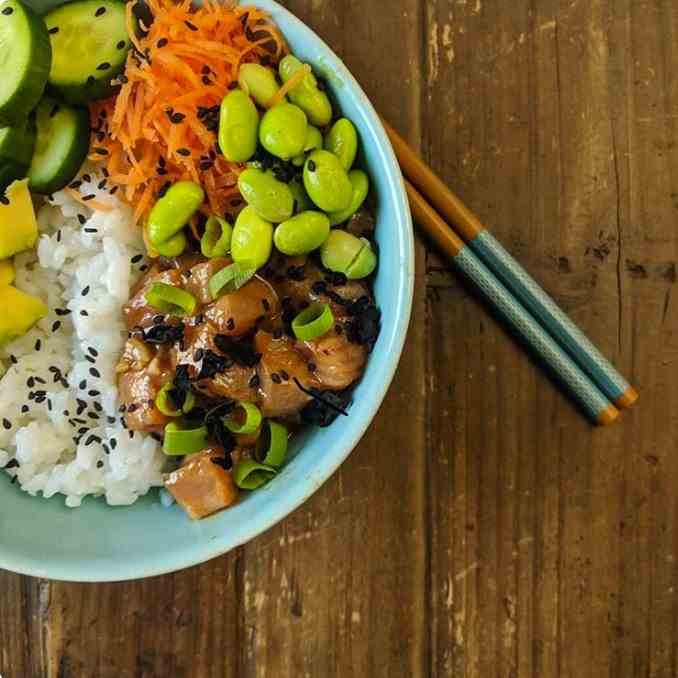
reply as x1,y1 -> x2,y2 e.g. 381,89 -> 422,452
328,170 -> 370,226
292,125 -> 323,166
289,177 -> 314,213
147,181 -> 204,247
238,168 -> 294,223
320,230 -> 377,279
279,55 -> 333,127
231,206 -> 274,270
303,149 -> 353,212
201,216 -> 232,258
155,231 -> 188,257
325,118 -> 358,170
259,102 -> 308,160
274,211 -> 330,256
238,63 -> 281,107
218,89 -> 259,163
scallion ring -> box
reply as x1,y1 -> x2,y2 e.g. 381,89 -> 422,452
233,459 -> 277,490
209,261 -> 256,299
255,420 -> 288,468
224,401 -> 262,435
145,282 -> 197,317
201,216 -> 233,258
155,382 -> 195,417
291,303 -> 334,341
163,421 -> 208,455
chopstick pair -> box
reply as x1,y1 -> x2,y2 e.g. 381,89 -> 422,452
381,119 -> 638,425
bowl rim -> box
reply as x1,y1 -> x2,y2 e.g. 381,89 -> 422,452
0,0 -> 414,582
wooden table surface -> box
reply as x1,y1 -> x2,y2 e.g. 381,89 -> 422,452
3,0 -> 678,676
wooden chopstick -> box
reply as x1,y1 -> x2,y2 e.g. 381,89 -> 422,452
383,117 -> 638,410
405,180 -> 619,425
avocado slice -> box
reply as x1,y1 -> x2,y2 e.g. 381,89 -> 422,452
0,286 -> 47,345
0,179 -> 38,258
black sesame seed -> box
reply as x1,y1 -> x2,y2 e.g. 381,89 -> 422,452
88,347 -> 99,357
90,367 -> 101,378
47,399 -> 53,411
249,374 -> 260,388
117,40 -> 126,49
51,320 -> 61,333
56,230 -> 62,243
2,6 -> 14,15
88,389 -> 100,397
110,186 -> 119,195
95,6 -> 106,16
82,194 -> 96,201
85,355 -> 96,364
93,147 -> 108,155
157,37 -> 168,48
84,228 -> 97,233
27,376 -> 35,388
88,412 -> 100,420
35,377 -> 45,385
97,460 -> 104,468
82,173 -> 91,182
97,179 -> 107,189
77,213 -> 87,225
202,75 -> 212,85
55,308 -> 71,316
107,416 -> 115,424
82,285 -> 90,296
271,373 -> 282,385
2,418 -> 11,430
21,405 -> 29,413
308,159 -> 316,171
70,181 -> 83,190
226,318 -> 235,331
176,147 -> 191,156
34,339 -> 41,351
10,355 -> 17,364
86,76 -> 95,86
118,404 -> 127,413
127,403 -> 138,412
0,195 -> 9,206
110,438 -> 117,449
280,370 -> 289,381
131,254 -> 143,263
94,402 -> 103,412
185,20 -> 198,30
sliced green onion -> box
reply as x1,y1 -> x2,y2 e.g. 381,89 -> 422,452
225,401 -> 262,435
145,282 -> 197,317
155,383 -> 195,417
209,261 -> 256,300
255,420 -> 288,468
201,216 -> 233,258
233,459 -> 277,490
291,303 -> 334,341
163,421 -> 208,455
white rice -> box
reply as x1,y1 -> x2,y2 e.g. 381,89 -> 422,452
0,166 -> 167,507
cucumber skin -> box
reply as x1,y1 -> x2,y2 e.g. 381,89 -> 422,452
50,80 -> 121,106
0,2 -> 52,127
0,119 -> 36,189
28,104 -> 90,195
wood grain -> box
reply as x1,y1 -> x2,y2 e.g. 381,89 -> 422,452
2,0 -> 678,676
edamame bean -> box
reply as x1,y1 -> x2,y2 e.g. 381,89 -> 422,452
328,170 -> 370,226
218,89 -> 259,163
231,206 -> 273,269
320,230 -> 377,279
325,118 -> 358,170
147,181 -> 204,247
289,177 -> 314,213
201,216 -> 233,257
292,125 -> 323,166
259,102 -> 308,160
303,149 -> 353,212
238,63 -> 281,107
279,55 -> 333,127
274,211 -> 330,256
238,167 -> 295,223
155,230 -> 188,257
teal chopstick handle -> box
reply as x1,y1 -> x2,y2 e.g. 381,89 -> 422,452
453,246 -> 613,422
470,231 -> 631,404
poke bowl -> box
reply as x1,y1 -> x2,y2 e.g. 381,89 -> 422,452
0,0 -> 413,581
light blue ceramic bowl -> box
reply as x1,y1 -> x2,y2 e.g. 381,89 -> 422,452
0,0 -> 414,581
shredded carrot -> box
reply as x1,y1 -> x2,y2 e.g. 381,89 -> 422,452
90,0 -> 288,223
66,189 -> 116,212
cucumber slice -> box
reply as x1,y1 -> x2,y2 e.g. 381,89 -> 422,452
0,118 -> 36,189
46,0 -> 132,104
0,0 -> 52,126
28,98 -> 89,194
